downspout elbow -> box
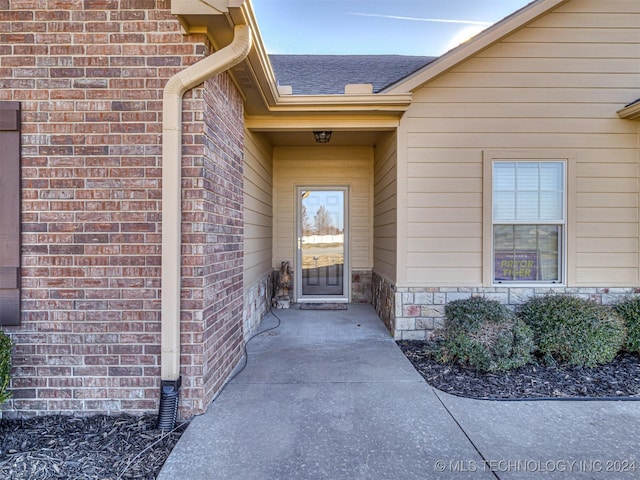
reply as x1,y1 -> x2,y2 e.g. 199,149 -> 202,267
164,24 -> 252,99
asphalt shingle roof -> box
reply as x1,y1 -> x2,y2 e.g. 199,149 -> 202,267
269,54 -> 436,95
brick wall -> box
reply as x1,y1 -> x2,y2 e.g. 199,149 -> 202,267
179,73 -> 245,415
0,0 -> 246,417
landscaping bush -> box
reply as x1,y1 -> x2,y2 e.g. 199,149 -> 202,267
443,296 -> 534,372
0,331 -> 12,405
614,296 -> 640,354
518,295 -> 626,367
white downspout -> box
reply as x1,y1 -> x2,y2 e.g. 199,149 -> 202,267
161,24 -> 252,383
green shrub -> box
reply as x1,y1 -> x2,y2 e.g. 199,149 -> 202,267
614,296 -> 640,354
443,296 -> 534,372
0,331 -> 12,405
518,295 -> 626,367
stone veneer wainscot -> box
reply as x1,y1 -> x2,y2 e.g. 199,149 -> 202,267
373,272 -> 640,340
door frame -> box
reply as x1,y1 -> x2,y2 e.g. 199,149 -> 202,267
295,185 -> 350,303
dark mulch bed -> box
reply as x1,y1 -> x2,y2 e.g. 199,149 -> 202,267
399,340 -> 640,400
0,414 -> 187,479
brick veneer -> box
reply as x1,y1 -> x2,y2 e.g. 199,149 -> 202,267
179,73 -> 245,415
0,0 -> 246,418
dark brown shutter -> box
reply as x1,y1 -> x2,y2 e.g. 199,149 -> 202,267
0,102 -> 21,326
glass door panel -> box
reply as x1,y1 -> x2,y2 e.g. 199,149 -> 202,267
298,189 -> 346,298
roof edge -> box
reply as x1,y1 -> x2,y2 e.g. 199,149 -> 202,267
268,93 -> 413,113
384,0 -> 570,93
618,100 -> 640,121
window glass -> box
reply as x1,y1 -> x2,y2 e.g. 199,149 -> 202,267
493,225 -> 560,282
493,161 -> 564,284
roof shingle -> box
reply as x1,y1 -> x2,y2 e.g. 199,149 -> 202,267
269,54 -> 436,95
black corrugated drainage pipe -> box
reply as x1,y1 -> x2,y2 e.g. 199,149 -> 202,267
156,377 -> 182,431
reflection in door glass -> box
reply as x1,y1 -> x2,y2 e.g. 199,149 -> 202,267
300,190 -> 344,296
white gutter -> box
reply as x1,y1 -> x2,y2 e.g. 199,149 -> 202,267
161,24 -> 252,382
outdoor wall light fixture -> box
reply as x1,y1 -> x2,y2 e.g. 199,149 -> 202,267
313,131 -> 332,143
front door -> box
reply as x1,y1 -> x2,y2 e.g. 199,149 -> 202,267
296,187 -> 349,303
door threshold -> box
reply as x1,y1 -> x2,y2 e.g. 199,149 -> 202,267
297,299 -> 349,304
299,303 -> 348,310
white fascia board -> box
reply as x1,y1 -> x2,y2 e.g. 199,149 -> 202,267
246,115 -> 400,131
270,93 -> 413,113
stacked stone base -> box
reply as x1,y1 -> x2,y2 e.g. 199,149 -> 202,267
243,272 -> 273,338
372,272 -> 640,340
268,268 -> 373,304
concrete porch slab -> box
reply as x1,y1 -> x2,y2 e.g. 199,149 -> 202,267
158,305 -> 489,479
159,304 -> 640,479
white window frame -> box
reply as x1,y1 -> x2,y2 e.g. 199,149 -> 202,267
483,151 -> 576,287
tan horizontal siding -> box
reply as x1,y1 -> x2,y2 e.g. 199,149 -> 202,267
273,146 -> 373,271
576,223 -> 638,238
576,238 -> 638,253
576,207 -> 638,223
407,222 -> 482,238
426,72 -> 637,89
408,253 -> 482,268
407,207 -> 482,223
412,87 -> 640,104
576,193 -> 638,208
407,161 -> 482,178
478,42 -> 640,59
407,237 -> 482,253
373,132 -> 397,281
406,267 -> 481,285
400,0 -> 640,287
408,192 -> 482,208
408,178 -> 481,193
574,269 -> 638,285
577,162 -> 638,176
555,0 -> 640,14
413,102 -> 635,119
576,253 -> 639,268
576,178 -> 637,192
408,133 -> 635,149
530,12 -> 640,28
504,27 -> 634,44
455,58 -> 639,74
243,130 -> 273,290
407,118 -> 637,134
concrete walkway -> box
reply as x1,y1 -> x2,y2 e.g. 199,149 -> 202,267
158,305 -> 640,479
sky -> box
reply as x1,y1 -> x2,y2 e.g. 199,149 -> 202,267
251,0 -> 534,57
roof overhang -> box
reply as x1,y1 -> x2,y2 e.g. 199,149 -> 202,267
171,0 -> 413,118
384,0 -> 571,93
269,93 -> 412,113
617,101 -> 640,121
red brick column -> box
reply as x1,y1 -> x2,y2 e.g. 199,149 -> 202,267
179,72 -> 245,416
0,0 -> 246,417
